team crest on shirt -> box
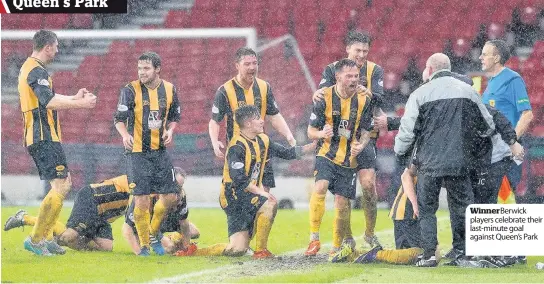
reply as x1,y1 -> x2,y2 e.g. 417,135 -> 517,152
238,101 -> 247,107
129,183 -> 136,189
489,99 -> 495,107
251,196 -> 259,205
38,79 -> 50,86
148,111 -> 163,129
143,100 -> 150,106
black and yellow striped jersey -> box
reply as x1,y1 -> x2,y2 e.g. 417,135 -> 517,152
90,175 -> 131,223
219,133 -> 299,208
18,57 -> 61,147
389,179 -> 418,221
211,77 -> 279,142
114,79 -> 181,153
309,86 -> 372,168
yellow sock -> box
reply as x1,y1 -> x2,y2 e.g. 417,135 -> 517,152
133,207 -> 151,247
30,191 -> 64,243
332,205 -> 349,248
194,243 -> 228,256
23,215 -> 37,226
255,213 -> 273,252
344,204 -> 353,239
309,192 -> 326,235
376,248 -> 424,264
168,232 -> 184,245
52,221 -> 67,236
362,191 -> 377,237
149,199 -> 167,236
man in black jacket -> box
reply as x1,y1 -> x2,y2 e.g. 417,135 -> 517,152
395,53 -> 495,267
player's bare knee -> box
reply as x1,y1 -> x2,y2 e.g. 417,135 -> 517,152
334,195 -> 350,209
161,193 -> 178,208
314,180 -> 328,195
50,177 -> 72,197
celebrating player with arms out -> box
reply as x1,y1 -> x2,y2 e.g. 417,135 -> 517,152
313,31 -> 390,248
209,47 -> 297,193
305,59 -> 373,260
178,106 -> 315,259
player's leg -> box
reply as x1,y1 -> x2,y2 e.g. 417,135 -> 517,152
122,222 -> 142,255
127,153 -> 153,255
443,175 -> 473,264
306,157 -> 332,256
415,174 -> 442,267
356,140 -> 380,247
331,195 -> 351,255
224,231 -> 251,256
253,197 -> 278,259
25,142 -> 71,255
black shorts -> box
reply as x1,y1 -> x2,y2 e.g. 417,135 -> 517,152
356,139 -> 377,171
66,186 -> 113,240
314,157 -> 357,199
126,150 -> 177,195
220,184 -> 268,237
27,141 -> 69,180
393,219 -> 421,249
262,160 -> 275,188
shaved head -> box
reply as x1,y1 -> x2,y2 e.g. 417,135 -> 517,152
422,53 -> 451,81
427,53 -> 451,71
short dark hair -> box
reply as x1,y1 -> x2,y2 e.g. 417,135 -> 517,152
334,58 -> 358,73
33,30 -> 57,51
486,39 -> 510,65
138,51 -> 162,69
174,167 -> 187,178
235,47 -> 258,62
344,31 -> 371,47
235,105 -> 260,127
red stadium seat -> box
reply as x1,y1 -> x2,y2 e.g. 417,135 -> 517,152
43,14 -> 70,29
1,15 -> 19,29
71,14 -> 93,29
165,10 -> 190,28
17,14 -> 44,29
505,56 -> 522,72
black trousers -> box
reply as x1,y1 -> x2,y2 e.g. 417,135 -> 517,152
417,174 -> 474,258
472,158 -> 513,204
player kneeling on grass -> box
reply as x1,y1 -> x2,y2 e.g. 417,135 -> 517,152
175,105 -> 316,259
5,175 -> 132,251
122,167 -> 200,255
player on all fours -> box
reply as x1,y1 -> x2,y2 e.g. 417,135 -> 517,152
5,175 -> 131,251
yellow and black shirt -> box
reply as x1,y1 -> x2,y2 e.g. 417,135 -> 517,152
309,86 -> 372,168
211,77 -> 279,142
90,175 -> 132,223
318,60 -> 390,137
114,79 -> 181,153
18,57 -> 61,147
219,133 -> 300,208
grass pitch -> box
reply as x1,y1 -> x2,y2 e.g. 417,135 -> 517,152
1,207 -> 541,283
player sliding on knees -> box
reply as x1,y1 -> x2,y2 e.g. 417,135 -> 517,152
122,168 -> 201,255
176,105 -> 316,259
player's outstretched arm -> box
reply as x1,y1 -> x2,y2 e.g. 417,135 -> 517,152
121,222 -> 142,255
268,140 -> 317,160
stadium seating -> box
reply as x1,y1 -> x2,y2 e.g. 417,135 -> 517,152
2,0 -> 543,187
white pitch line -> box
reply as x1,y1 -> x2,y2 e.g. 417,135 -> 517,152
152,216 -> 451,283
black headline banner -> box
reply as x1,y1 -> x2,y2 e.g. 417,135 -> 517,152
4,0 -> 127,13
